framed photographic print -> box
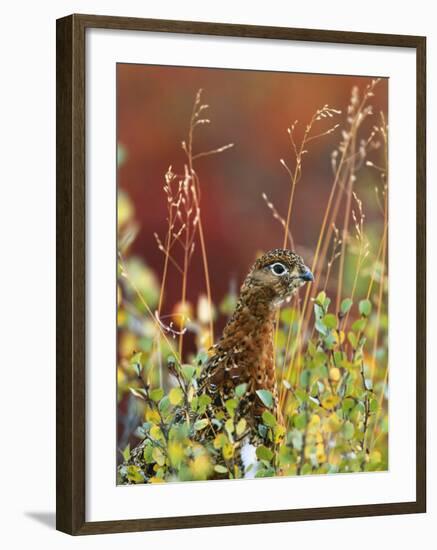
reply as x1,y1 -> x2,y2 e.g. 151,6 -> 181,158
56,14 -> 426,535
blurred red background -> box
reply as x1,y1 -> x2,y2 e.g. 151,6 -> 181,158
117,64 -> 387,319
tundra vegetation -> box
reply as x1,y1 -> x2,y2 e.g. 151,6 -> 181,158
117,81 -> 388,484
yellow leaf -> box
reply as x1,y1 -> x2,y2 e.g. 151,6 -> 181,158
222,443 -> 234,460
321,395 -> 340,410
309,414 -> 321,427
328,451 -> 341,466
316,443 -> 326,463
172,301 -> 193,329
169,387 -> 184,406
117,309 -> 127,326
120,333 -> 137,358
149,476 -> 165,484
326,413 -> 342,433
187,386 -> 195,403
213,433 -> 228,450
329,367 -> 341,382
168,442 -> 184,467
117,367 -> 126,385
370,450 -> 382,464
225,418 -> 234,436
197,328 -> 213,350
145,408 -> 160,424
236,418 -> 247,436
190,453 -> 212,480
274,424 -> 286,443
152,447 -> 166,466
150,425 -> 163,441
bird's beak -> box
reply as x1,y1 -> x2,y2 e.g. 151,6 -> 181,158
300,268 -> 314,282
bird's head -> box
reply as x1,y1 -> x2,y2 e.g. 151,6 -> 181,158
245,248 -> 313,306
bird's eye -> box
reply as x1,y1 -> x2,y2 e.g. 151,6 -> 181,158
270,262 -> 287,276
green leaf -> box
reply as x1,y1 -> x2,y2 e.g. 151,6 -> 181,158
181,364 -> 196,381
214,464 -> 228,474
295,388 -> 308,404
121,444 -> 131,462
130,351 -> 143,367
300,369 -> 311,388
315,319 -> 329,336
197,394 -> 212,414
314,303 -> 325,322
352,318 -> 367,332
255,467 -> 275,478
307,340 -> 316,357
194,418 -> 209,431
324,332 -> 337,350
256,445 -> 274,462
132,363 -> 142,378
225,398 -> 238,417
359,299 -> 372,317
280,307 -> 297,324
289,429 -> 303,450
235,383 -> 248,398
130,351 -> 144,377
275,329 -> 287,350
149,388 -> 164,402
313,351 -> 328,368
348,331 -> 358,349
258,424 -> 268,439
158,395 -> 170,414
323,313 -> 337,330
256,389 -> 274,409
196,350 -> 209,366
126,465 -> 144,483
294,412 -> 307,430
262,410 -> 277,427
369,398 -> 379,413
315,291 -> 327,307
341,298 -> 353,315
343,421 -> 355,439
342,397 -> 355,412
143,443 -> 154,464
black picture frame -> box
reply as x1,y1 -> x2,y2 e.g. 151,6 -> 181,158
56,13 -> 426,535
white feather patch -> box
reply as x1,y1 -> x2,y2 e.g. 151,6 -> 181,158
240,438 -> 260,479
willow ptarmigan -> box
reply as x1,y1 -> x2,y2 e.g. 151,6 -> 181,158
199,248 -> 313,428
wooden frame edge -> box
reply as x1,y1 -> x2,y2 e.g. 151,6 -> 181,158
415,35 -> 427,515
56,14 -> 86,535
56,14 -> 427,535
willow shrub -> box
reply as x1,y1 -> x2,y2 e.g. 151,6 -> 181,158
118,290 -> 387,484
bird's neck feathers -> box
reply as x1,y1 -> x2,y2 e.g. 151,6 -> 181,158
221,282 -> 276,344
239,282 -> 277,319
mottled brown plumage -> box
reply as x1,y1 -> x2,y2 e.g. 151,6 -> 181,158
199,248 -> 313,426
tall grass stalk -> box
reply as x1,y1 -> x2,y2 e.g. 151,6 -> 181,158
155,89 -> 233,358
278,79 -> 383,412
